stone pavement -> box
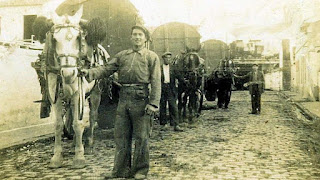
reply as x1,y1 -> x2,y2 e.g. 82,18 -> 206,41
0,91 -> 320,179
279,91 -> 320,121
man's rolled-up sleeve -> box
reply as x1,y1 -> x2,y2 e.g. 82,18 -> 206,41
149,53 -> 161,108
87,52 -> 121,82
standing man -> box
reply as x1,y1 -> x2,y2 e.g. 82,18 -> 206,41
160,52 -> 183,132
81,25 -> 161,179
235,64 -> 265,114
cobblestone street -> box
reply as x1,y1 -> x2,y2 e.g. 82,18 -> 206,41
1,91 -> 320,179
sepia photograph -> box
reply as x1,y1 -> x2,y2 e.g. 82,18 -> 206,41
0,0 -> 320,179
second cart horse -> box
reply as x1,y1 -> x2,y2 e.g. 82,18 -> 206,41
175,47 -> 205,123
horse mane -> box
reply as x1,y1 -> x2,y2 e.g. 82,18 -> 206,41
85,17 -> 106,46
32,16 -> 106,46
32,16 -> 54,43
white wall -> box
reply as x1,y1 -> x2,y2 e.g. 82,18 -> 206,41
0,5 -> 43,41
265,70 -> 282,91
293,21 -> 320,101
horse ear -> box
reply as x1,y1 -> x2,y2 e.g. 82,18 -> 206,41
70,5 -> 83,24
195,44 -> 203,52
199,43 -> 204,51
186,46 -> 190,53
51,11 -> 62,25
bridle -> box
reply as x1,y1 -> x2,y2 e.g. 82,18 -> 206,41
50,23 -> 85,69
183,52 -> 201,74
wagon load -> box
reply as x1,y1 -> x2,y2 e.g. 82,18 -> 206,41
150,22 -> 201,59
199,39 -> 228,72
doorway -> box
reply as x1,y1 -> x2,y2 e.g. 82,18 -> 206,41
23,15 -> 37,40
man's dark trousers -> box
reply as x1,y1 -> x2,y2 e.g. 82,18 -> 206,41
160,83 -> 178,126
251,84 -> 261,113
112,85 -> 151,177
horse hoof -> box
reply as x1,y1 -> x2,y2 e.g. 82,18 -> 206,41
49,157 -> 63,168
72,158 -> 86,169
188,123 -> 197,128
84,147 -> 93,155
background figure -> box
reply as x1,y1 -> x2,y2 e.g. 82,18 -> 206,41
235,64 -> 265,114
160,52 -> 183,132
215,58 -> 236,109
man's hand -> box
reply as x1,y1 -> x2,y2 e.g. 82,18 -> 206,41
234,74 -> 241,78
78,69 -> 89,77
145,104 -> 158,116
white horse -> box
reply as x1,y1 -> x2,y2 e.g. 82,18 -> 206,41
48,5 -> 102,168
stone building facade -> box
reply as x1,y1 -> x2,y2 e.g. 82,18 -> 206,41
0,0 -> 50,42
292,20 -> 320,101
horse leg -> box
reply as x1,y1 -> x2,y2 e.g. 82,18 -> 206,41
187,96 -> 193,123
223,83 -> 232,109
221,90 -> 226,108
49,99 -> 64,168
225,89 -> 231,109
182,94 -> 188,122
197,91 -> 203,117
71,92 -> 86,169
189,92 -> 197,123
217,89 -> 223,108
85,85 -> 101,154
177,90 -> 183,123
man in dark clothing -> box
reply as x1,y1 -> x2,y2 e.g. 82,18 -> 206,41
160,52 -> 183,132
81,25 -> 161,180
235,64 -> 265,114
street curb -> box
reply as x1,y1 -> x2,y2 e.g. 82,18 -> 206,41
0,133 -> 54,154
0,122 -> 55,150
278,91 -> 320,121
0,127 -> 115,153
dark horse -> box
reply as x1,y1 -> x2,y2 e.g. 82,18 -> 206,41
174,48 -> 205,123
212,58 -> 235,109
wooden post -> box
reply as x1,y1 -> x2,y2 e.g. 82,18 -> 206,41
282,39 -> 291,90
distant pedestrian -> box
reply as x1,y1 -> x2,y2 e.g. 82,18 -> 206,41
160,52 -> 183,132
235,64 -> 265,114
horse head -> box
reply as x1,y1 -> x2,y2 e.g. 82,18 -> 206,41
183,52 -> 201,71
215,58 -> 235,79
51,5 -> 85,84
50,6 -> 87,98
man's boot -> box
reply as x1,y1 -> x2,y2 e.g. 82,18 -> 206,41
174,125 -> 183,132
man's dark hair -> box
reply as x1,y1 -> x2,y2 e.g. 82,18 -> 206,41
131,25 -> 150,41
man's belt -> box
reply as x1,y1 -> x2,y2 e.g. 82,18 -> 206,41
121,83 -> 148,87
